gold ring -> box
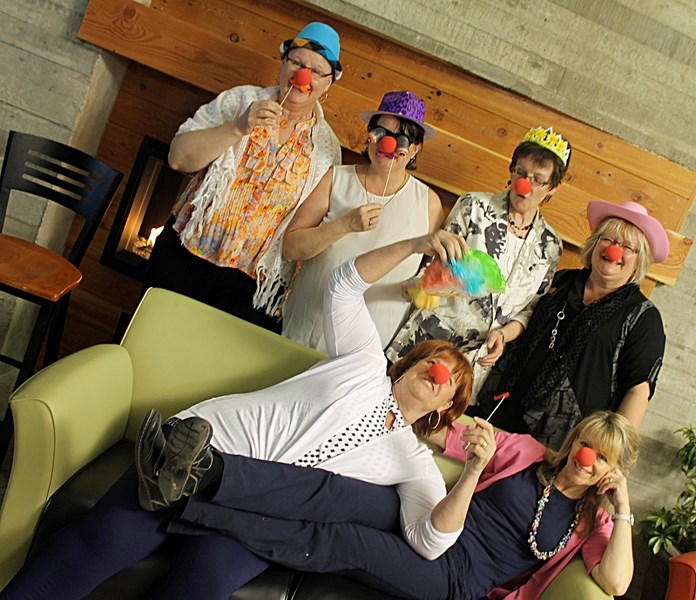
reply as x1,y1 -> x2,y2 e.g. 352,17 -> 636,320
369,218 -> 375,225
481,441 -> 488,449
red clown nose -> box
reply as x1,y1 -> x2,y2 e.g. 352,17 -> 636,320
576,446 -> 597,467
428,362 -> 450,385
603,244 -> 623,262
291,68 -> 313,87
378,135 -> 398,155
513,177 -> 532,196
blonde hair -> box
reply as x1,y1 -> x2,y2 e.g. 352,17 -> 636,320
581,217 -> 653,284
538,411 -> 639,533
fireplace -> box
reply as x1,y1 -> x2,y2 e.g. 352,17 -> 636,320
101,136 -> 190,280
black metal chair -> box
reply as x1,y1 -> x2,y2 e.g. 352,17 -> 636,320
0,131 -> 122,462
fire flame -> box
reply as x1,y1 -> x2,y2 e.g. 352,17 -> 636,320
147,226 -> 164,248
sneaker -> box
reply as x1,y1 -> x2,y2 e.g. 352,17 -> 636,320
135,409 -> 166,511
157,416 -> 213,505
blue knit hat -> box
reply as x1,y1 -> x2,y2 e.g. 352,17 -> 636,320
280,22 -> 343,81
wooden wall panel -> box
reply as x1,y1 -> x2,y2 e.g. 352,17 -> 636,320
78,0 -> 694,289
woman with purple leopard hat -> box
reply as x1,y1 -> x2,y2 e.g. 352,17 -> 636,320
282,90 -> 445,352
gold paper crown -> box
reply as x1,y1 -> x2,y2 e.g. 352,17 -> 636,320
523,126 -> 570,165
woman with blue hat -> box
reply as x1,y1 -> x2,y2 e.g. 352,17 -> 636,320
144,22 -> 343,332
282,90 -> 445,352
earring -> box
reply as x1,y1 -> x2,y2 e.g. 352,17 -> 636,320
428,411 -> 442,430
544,193 -> 552,202
319,91 -> 329,104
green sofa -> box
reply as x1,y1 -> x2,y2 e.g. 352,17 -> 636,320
0,288 -> 612,598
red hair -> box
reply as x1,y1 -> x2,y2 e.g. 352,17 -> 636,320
388,339 -> 473,437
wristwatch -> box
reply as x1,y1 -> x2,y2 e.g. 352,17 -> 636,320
612,513 -> 635,526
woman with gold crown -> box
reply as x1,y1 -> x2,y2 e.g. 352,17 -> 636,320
386,126 -> 570,398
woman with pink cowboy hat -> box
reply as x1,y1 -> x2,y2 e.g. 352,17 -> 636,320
282,90 -> 445,352
471,200 -> 669,449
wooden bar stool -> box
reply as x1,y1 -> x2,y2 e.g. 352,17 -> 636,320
0,131 -> 122,462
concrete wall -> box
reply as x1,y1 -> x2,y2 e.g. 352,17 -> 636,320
0,0 -> 126,412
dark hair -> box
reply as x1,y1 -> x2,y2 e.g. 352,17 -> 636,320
508,140 -> 571,188
362,114 -> 426,170
388,339 -> 473,437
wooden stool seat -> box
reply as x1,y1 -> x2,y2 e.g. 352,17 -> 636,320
0,234 -> 82,301
0,131 -> 122,464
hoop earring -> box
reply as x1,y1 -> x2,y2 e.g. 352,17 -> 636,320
428,411 -> 442,430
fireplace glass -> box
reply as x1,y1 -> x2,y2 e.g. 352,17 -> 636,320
101,136 -> 190,280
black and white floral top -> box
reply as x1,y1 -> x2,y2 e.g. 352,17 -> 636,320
386,191 -> 562,397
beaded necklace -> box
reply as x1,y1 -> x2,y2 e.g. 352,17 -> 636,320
528,475 -> 585,561
507,213 -> 534,238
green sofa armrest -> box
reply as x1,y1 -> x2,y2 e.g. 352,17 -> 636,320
540,556 -> 612,599
0,344 -> 133,588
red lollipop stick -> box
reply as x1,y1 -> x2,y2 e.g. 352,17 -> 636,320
485,392 -> 510,422
603,244 -> 623,262
428,362 -> 450,385
463,391 -> 509,451
513,177 -> 532,196
576,446 -> 597,467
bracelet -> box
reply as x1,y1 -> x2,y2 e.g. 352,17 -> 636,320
497,329 -> 505,346
611,513 -> 634,526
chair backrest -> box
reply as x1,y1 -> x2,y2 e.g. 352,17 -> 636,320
0,130 -> 122,266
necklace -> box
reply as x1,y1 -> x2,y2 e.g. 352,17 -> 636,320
528,475 -> 585,561
507,213 -> 534,238
363,167 -> 408,208
548,302 -> 566,349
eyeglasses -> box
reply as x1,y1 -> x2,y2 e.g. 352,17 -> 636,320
284,57 -> 332,80
511,166 -> 552,188
598,236 -> 639,256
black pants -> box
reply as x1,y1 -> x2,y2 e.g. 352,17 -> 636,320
1,455 -> 403,600
144,218 -> 281,333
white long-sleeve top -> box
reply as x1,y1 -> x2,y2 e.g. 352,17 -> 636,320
177,258 -> 461,559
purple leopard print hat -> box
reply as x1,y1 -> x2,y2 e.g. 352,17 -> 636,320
359,91 -> 436,140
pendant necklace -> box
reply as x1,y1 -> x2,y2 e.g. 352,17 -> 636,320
528,475 -> 585,561
548,303 -> 567,349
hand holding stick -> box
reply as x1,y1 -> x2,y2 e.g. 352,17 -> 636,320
464,392 -> 509,451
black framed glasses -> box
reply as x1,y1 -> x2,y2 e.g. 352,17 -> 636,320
598,237 -> 639,256
511,166 -> 552,188
284,57 -> 332,80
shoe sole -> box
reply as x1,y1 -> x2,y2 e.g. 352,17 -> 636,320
135,409 -> 163,511
158,417 -> 212,504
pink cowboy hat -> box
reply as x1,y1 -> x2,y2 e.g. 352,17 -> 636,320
587,200 -> 669,263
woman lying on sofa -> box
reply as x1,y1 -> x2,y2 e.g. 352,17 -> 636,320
0,231 -> 475,600
151,410 -> 639,600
